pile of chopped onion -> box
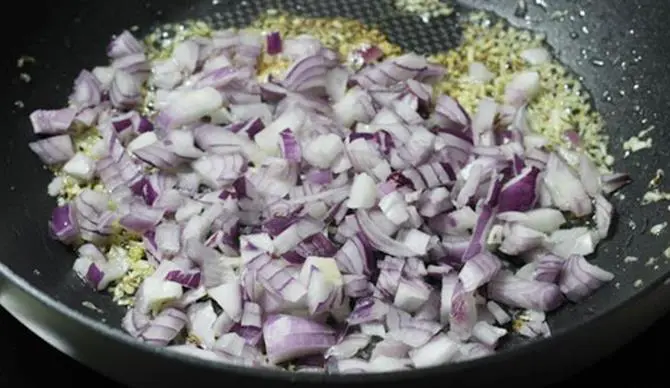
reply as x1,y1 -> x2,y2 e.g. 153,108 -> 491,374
29,27 -> 632,373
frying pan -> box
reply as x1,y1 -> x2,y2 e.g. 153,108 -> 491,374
1,0 -> 669,387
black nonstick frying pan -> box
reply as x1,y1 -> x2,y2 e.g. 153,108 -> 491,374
1,0 -> 670,387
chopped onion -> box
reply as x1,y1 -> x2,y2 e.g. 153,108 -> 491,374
520,47 -> 550,65
488,272 -> 564,312
263,314 -> 336,364
504,71 -> 541,107
558,255 -> 614,302
29,135 -> 75,165
409,334 -> 459,368
468,62 -> 494,83
346,173 -> 377,209
544,153 -> 592,217
156,87 -> 224,130
28,27 -> 633,373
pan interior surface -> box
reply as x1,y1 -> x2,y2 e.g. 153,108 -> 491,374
1,0 -> 670,382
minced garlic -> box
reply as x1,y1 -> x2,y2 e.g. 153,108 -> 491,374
111,242 -> 153,306
623,136 -> 652,155
394,0 -> 454,22
650,222 -> 667,236
642,189 -> 670,205
430,13 -> 613,169
234,11 -> 613,168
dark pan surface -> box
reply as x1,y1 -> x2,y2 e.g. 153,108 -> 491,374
1,0 -> 670,386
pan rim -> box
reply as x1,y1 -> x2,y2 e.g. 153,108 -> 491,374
1,258 -> 669,382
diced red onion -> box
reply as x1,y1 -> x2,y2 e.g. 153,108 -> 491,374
558,255 -> 614,302
119,201 -> 165,233
448,280 -> 477,340
497,208 -> 566,234
111,52 -> 151,76
534,254 -> 565,284
547,227 -> 598,258
326,357 -> 371,374
49,204 -> 79,243
488,271 -> 564,312
107,30 -> 144,58
515,310 -> 551,339
263,314 -> 337,364
173,40 -> 199,74
141,308 -> 188,346
485,301 -> 511,325
578,153 -> 601,197
165,269 -> 201,289
135,277 -> 184,315
499,223 -> 547,256
70,70 -> 102,109
265,31 -> 283,55
29,134 -> 75,164
110,70 -> 142,109
334,232 -> 374,275
472,321 -> 507,347
393,277 -> 432,313
600,172 -> 632,195
213,332 -> 263,362
458,251 -> 503,292
497,166 -> 540,212
278,128 -> 301,162
187,301 -> 218,348
409,334 -> 460,368
594,194 -> 613,239
156,87 -> 224,130
544,152 -> 592,217
354,53 -> 430,89
454,342 -> 495,362
325,333 -> 370,359
30,28 -> 635,372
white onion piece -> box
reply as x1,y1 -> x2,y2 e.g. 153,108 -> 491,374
409,334 -> 460,368
208,282 -> 243,321
497,208 -> 566,234
156,87 -> 223,130
187,301 -> 218,348
504,71 -> 540,107
396,229 -> 432,256
152,60 -> 183,89
544,153 -> 593,217
379,191 -> 410,225
135,277 -> 184,314
173,40 -> 199,73
472,321 -> 507,347
325,66 -> 350,102
92,66 -> 115,88
303,134 -> 344,169
155,222 -> 181,255
254,107 -> 307,155
63,152 -> 96,181
520,47 -> 550,65
127,132 -> 158,152
468,62 -> 494,83
486,301 -> 511,325
347,173 -> 377,209
546,227 -> 599,258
